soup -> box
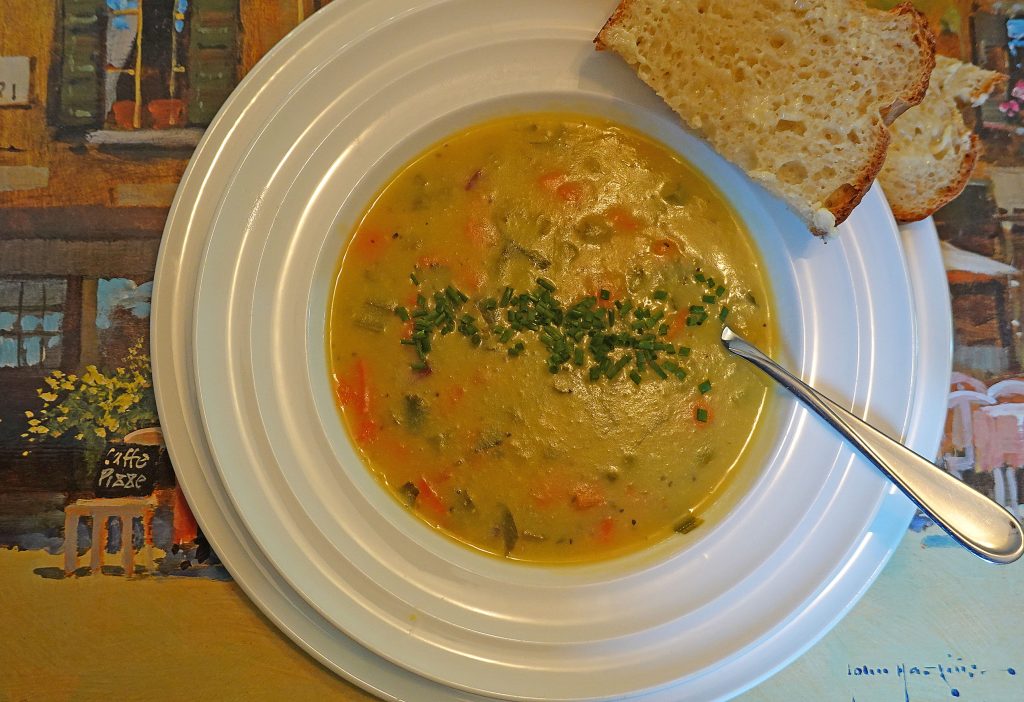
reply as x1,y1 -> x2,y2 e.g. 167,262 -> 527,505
328,114 -> 773,563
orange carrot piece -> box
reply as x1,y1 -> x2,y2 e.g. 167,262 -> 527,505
349,227 -> 392,264
555,181 -> 585,204
650,238 -> 678,257
571,482 -> 606,510
537,170 -> 567,192
596,516 -> 615,544
417,477 -> 447,516
668,311 -> 688,341
335,359 -> 379,443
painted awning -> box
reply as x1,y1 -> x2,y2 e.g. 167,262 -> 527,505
942,241 -> 1019,284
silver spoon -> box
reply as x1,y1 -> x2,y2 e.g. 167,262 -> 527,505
722,326 -> 1024,564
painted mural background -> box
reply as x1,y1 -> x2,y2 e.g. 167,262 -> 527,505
0,1 -> 1021,700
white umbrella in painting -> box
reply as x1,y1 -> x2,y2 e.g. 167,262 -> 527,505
940,241 -> 1020,279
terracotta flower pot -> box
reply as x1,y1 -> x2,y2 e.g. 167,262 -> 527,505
111,100 -> 137,129
147,98 -> 186,129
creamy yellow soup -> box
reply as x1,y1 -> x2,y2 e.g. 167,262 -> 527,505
328,114 -> 773,563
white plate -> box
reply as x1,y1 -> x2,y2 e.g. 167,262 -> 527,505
151,2 -> 952,700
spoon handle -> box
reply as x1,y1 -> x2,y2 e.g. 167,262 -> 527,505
722,327 -> 1023,564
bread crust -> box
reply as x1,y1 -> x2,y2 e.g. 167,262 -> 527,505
890,133 -> 980,223
594,0 -> 633,51
880,3 -> 936,125
821,126 -> 890,230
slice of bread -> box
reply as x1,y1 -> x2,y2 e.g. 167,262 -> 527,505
595,0 -> 935,235
880,56 -> 1004,223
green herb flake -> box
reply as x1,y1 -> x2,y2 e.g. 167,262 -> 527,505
674,515 -> 704,534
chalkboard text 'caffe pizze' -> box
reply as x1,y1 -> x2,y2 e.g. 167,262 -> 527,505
94,443 -> 166,498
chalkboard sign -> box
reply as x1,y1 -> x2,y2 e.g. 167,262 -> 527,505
94,443 -> 169,498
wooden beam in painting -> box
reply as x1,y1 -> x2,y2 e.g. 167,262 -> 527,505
0,239 -> 161,277
0,207 -> 168,239
80,277 -> 99,367
62,275 -> 83,370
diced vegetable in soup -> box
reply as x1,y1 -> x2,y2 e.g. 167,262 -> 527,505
328,114 -> 774,563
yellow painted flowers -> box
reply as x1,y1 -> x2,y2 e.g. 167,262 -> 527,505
20,339 -> 159,455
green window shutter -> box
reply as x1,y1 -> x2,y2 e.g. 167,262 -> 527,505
188,0 -> 239,126
58,0 -> 104,128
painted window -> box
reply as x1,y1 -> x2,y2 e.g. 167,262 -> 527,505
55,0 -> 238,130
0,279 -> 67,370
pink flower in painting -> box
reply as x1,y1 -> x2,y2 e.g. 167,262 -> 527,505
1000,99 -> 1021,117
1012,79 -> 1024,101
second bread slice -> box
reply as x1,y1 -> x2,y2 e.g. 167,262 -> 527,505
880,56 -> 1004,223
595,0 -> 935,234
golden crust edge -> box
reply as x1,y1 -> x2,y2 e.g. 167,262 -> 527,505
594,0 -> 634,51
889,133 -> 980,223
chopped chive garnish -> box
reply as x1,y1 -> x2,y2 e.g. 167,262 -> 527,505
609,355 -> 632,379
695,273 -> 705,282
705,278 -> 716,289
410,273 -> 420,285
719,307 -> 729,321
699,380 -> 712,394
394,275 -> 724,385
411,361 -> 428,371
716,285 -> 726,297
696,408 -> 709,422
